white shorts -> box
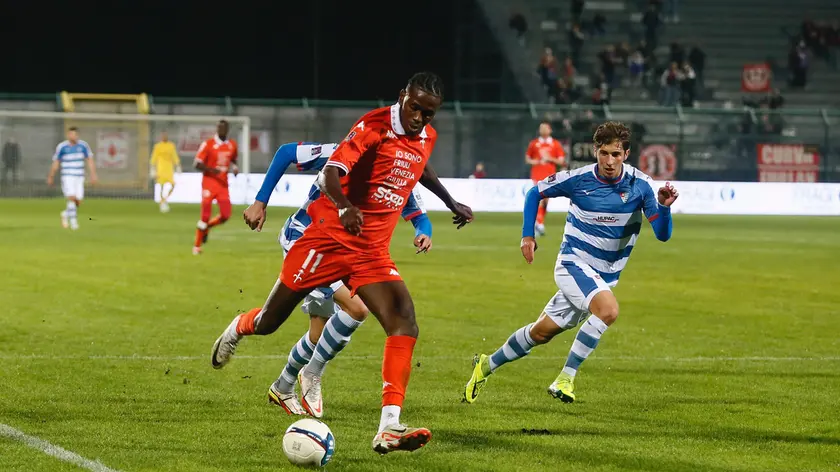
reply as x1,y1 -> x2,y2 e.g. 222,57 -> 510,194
279,219 -> 345,319
61,176 -> 85,200
543,254 -> 613,330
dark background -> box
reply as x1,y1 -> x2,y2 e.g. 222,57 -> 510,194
2,0 -> 496,101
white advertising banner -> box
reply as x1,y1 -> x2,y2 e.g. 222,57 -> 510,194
163,173 -> 840,216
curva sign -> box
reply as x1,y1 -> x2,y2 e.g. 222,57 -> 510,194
756,143 -> 820,182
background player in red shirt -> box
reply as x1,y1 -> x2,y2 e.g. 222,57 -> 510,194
211,72 -> 473,455
525,121 -> 566,236
193,120 -> 238,254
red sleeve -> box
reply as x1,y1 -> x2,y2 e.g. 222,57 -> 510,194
325,121 -> 382,175
525,140 -> 537,159
554,141 -> 565,158
231,140 -> 239,162
195,140 -> 209,163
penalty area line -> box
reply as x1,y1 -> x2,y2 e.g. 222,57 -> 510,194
0,423 -> 120,472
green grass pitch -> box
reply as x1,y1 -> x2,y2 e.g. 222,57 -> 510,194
0,199 -> 838,472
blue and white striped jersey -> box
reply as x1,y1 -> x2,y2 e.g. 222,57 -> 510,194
256,142 -> 430,244
53,140 -> 92,177
534,163 -> 670,285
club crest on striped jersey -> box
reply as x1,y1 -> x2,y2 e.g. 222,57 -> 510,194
620,192 -> 629,203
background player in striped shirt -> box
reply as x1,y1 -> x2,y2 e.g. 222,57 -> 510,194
46,127 -> 98,230
464,121 -> 678,404
525,122 -> 566,237
149,130 -> 181,213
193,120 -> 238,255
241,141 -> 432,418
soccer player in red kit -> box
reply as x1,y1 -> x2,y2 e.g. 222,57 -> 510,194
193,120 -> 239,255
525,121 -> 566,236
211,72 -> 473,454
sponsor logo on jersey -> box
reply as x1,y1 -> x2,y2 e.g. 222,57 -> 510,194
311,145 -> 322,156
386,130 -> 397,140
373,186 -> 406,209
593,215 -> 619,224
547,174 -> 557,183
356,121 -> 365,131
395,150 -> 423,163
345,131 -> 357,142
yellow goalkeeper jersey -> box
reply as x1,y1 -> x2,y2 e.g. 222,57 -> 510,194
150,141 -> 180,179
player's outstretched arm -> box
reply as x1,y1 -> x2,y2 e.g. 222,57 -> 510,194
244,143 -> 303,231
319,166 -> 363,235
649,182 -> 678,242
419,163 -> 473,229
520,186 -> 542,264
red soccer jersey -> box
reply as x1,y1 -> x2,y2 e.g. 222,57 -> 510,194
195,135 -> 238,189
526,136 -> 565,181
308,104 -> 437,253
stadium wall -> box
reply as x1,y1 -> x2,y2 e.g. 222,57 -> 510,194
161,173 -> 840,216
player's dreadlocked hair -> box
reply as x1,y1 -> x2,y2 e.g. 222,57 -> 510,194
407,72 -> 444,99
593,121 -> 631,151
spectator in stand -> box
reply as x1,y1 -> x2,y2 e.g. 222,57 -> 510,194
763,88 -> 784,110
659,62 -> 681,106
688,43 -> 706,89
664,0 -> 679,23
509,12 -> 528,45
680,62 -> 696,107
629,49 -> 646,86
788,41 -> 809,88
569,24 -> 585,67
469,162 -> 486,179
563,56 -> 576,87
590,13 -> 607,36
598,45 -> 618,89
616,42 -> 632,67
555,79 -> 572,104
758,104 -> 784,136
669,42 -> 685,66
537,48 -> 560,98
592,74 -> 610,106
571,0 -> 584,23
642,4 -> 661,51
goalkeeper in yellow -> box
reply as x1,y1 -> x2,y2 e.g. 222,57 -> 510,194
150,130 -> 181,213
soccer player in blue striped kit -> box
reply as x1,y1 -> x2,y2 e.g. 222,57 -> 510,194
463,121 -> 679,403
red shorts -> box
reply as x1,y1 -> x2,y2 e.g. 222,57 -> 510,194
280,229 -> 402,296
202,186 -> 230,203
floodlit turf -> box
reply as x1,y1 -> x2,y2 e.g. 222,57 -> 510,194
0,198 -> 839,472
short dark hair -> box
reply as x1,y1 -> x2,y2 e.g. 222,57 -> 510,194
593,121 -> 631,151
407,72 -> 444,99
68,126 -> 78,132
218,119 -> 229,126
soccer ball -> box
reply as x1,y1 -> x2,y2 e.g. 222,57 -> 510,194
282,419 -> 335,467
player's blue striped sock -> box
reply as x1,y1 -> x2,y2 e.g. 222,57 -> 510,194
66,201 -> 77,221
303,310 -> 363,377
273,332 -> 316,393
488,323 -> 535,372
562,315 -> 609,377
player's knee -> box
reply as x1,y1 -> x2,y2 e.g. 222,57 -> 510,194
387,298 -> 418,337
594,304 -> 619,326
344,303 -> 369,320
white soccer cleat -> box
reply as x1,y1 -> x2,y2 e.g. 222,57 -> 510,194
372,424 -> 432,455
211,316 -> 242,369
60,211 -> 69,229
535,223 -> 546,237
160,202 -> 170,213
268,384 -> 305,416
298,370 -> 324,418
192,247 -> 202,255
69,219 -> 79,231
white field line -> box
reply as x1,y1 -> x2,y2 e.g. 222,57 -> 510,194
0,354 -> 838,362
0,423 -> 120,472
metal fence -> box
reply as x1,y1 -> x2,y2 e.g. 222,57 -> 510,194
1,94 -> 838,199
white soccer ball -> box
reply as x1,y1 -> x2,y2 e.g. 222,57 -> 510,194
282,419 -> 335,467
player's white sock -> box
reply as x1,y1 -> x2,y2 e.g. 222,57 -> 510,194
303,310 -> 363,378
66,201 -> 78,227
378,405 -> 401,432
272,332 -> 316,393
488,323 -> 535,372
562,315 -> 608,377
